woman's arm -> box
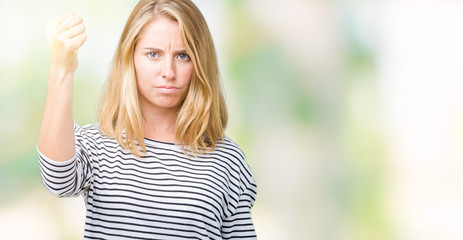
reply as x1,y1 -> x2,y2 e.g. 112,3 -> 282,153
38,10 -> 87,162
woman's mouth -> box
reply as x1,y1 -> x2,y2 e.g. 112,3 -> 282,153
156,86 -> 179,93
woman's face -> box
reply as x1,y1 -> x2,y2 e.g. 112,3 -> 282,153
133,15 -> 193,114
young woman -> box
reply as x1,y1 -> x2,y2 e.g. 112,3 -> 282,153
38,0 -> 257,239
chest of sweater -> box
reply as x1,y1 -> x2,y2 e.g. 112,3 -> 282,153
87,151 -> 234,224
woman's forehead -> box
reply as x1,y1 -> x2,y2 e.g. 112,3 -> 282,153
137,15 -> 185,48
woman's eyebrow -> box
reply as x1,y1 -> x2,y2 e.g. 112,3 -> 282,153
175,49 -> 188,54
143,47 -> 187,53
143,47 -> 162,51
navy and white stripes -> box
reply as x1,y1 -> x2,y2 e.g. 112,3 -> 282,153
38,123 -> 257,239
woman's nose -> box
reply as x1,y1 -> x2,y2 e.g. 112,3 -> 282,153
161,57 -> 176,80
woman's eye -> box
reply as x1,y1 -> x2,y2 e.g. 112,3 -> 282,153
147,52 -> 158,58
178,53 -> 190,60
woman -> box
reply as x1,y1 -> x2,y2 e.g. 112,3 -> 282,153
37,0 -> 257,239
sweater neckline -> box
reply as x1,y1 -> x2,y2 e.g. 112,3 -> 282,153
143,137 -> 177,146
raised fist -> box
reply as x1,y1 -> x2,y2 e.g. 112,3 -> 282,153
47,10 -> 87,74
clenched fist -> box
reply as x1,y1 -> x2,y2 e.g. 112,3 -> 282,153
47,10 -> 87,74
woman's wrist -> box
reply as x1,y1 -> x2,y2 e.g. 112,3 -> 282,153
47,63 -> 75,87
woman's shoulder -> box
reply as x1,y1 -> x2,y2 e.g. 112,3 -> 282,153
74,122 -> 102,135
215,137 -> 254,177
217,136 -> 256,192
73,122 -> 112,143
216,136 -> 246,160
73,122 -> 119,149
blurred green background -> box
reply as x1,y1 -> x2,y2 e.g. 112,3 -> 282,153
1,0 -> 463,239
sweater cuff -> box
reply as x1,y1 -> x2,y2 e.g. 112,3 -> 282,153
36,145 -> 76,165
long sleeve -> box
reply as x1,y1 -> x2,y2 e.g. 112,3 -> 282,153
38,123 -> 94,197
221,177 -> 257,239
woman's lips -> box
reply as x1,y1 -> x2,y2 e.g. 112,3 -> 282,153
156,86 -> 179,93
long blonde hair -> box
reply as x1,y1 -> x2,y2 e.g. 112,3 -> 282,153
99,0 -> 227,156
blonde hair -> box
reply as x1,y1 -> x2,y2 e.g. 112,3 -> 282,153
99,0 -> 228,156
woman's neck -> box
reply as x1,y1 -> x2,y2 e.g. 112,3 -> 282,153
142,107 -> 178,143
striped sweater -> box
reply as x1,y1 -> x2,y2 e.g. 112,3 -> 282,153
38,123 -> 257,239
